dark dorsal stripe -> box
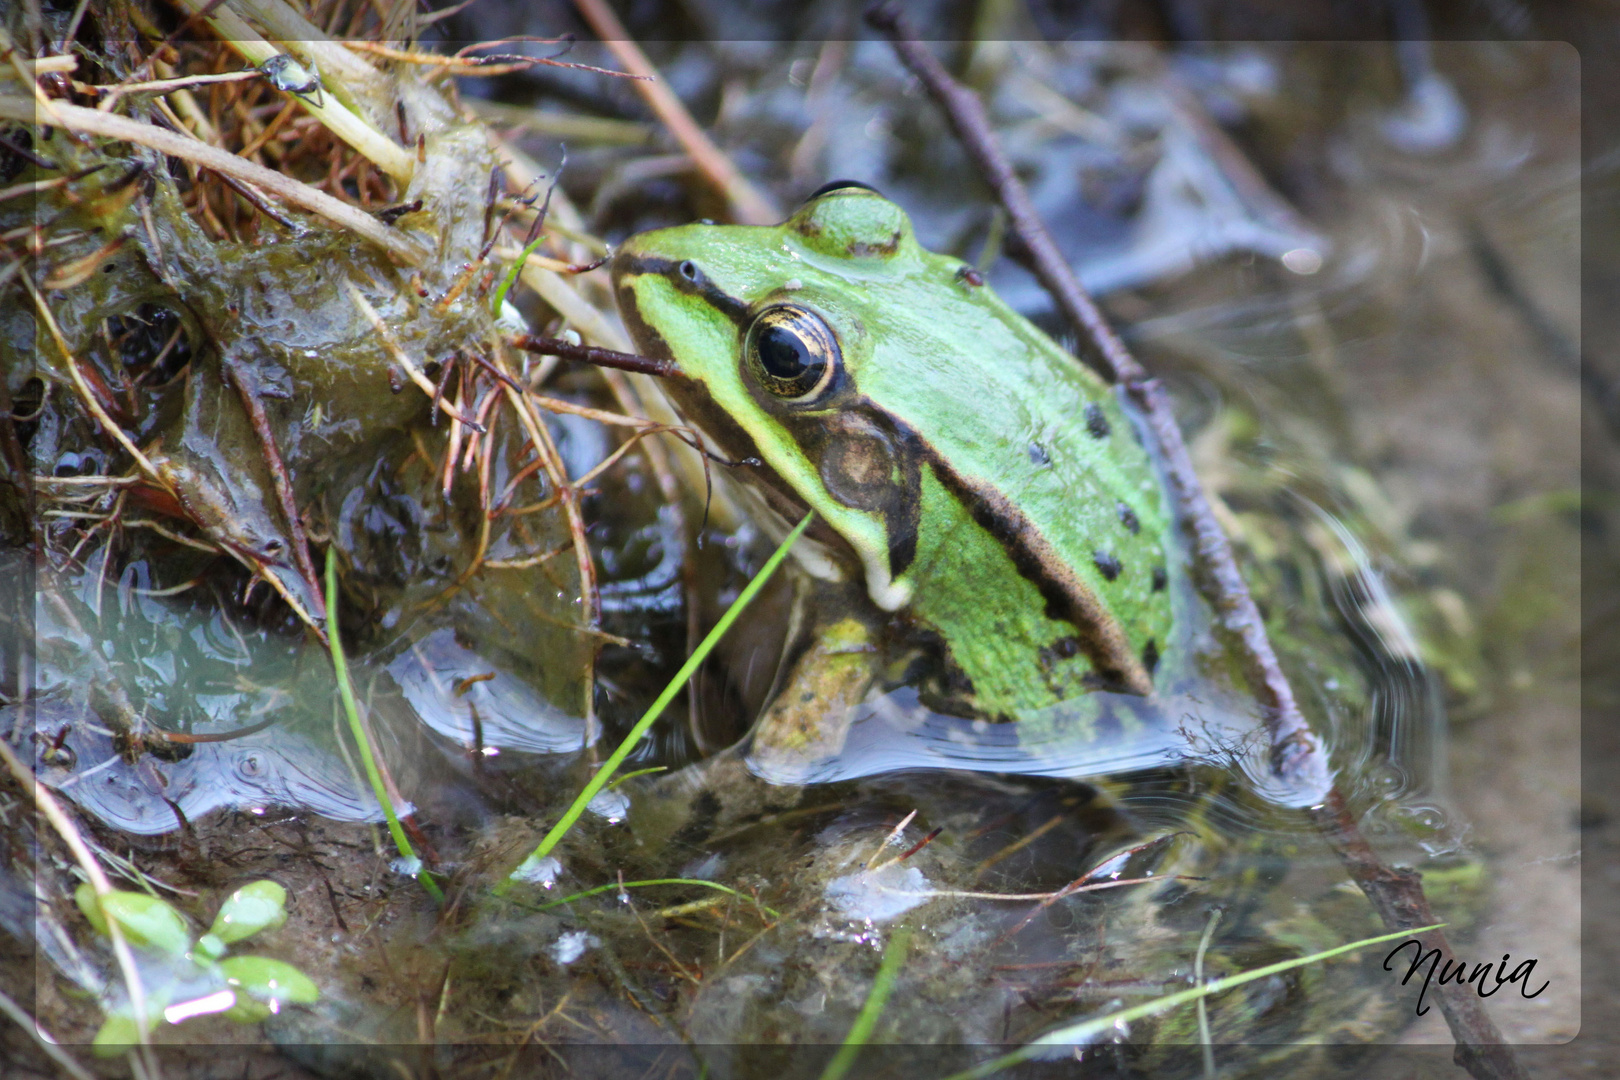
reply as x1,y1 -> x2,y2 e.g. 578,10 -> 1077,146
914,441 -> 1153,696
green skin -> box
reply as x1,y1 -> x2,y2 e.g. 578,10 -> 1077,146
612,186 -> 1174,722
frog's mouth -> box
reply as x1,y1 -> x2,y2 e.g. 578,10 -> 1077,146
660,384 -> 859,586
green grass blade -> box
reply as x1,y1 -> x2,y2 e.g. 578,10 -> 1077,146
499,512 -> 814,894
326,547 -> 443,903
819,923 -> 913,1080
491,230 -> 550,317
939,922 -> 1447,1080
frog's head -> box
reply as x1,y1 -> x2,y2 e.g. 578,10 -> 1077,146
611,183 -> 931,609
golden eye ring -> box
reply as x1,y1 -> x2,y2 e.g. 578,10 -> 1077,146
743,304 -> 840,401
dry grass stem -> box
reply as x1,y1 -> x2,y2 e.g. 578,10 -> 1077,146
92,69 -> 260,113
167,0 -> 414,182
23,278 -> 172,496
864,809 -> 918,870
571,0 -> 779,225
0,96 -> 422,262
343,282 -> 486,429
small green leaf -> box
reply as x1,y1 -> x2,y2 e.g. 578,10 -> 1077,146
209,880 -> 288,944
74,883 -> 108,936
219,955 -> 319,1017
195,933 -> 227,961
92,1013 -> 143,1056
76,886 -> 191,955
222,993 -> 271,1024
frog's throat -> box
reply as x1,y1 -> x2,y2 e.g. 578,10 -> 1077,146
860,550 -> 912,610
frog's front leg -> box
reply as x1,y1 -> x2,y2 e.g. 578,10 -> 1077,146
746,613 -> 881,783
631,604 -> 883,846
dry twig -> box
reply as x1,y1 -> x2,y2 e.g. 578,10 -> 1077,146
570,0 -> 779,225
866,11 -> 1526,1079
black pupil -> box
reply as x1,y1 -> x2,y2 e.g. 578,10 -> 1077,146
757,323 -> 820,381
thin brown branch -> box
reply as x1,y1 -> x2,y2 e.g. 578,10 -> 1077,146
511,333 -> 680,378
570,0 -> 779,225
867,12 -> 1526,1078
863,17 -> 1141,386
867,7 -> 1326,800
1310,788 -> 1531,1080
1132,378 -> 1327,789
221,357 -> 327,625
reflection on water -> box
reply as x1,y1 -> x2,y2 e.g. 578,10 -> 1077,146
23,549 -> 598,836
25,698 -> 393,835
28,562 -> 407,834
748,685 -> 1254,780
388,627 -> 590,755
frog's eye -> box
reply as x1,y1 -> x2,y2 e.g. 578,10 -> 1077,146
744,304 -> 840,401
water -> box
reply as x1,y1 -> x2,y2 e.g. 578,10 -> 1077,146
4,29 -> 1581,1073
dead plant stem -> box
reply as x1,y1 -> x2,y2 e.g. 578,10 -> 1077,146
867,12 -> 1525,1079
570,0 -> 778,225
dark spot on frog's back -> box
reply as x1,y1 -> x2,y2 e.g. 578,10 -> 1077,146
1028,442 -> 1051,467
1142,637 -> 1159,675
1117,502 -> 1139,534
915,438 -> 1154,696
1084,403 -> 1111,439
1151,565 -> 1167,592
1093,550 -> 1122,581
1039,635 -> 1082,669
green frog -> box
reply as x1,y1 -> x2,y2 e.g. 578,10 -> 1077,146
600,184 -> 1473,1065
612,181 -> 1201,784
